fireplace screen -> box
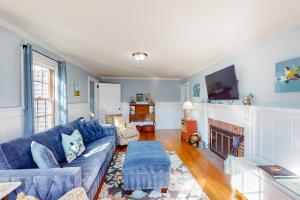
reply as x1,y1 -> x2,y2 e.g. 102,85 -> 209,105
210,125 -> 237,159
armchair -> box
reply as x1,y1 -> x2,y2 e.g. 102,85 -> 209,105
105,114 -> 139,146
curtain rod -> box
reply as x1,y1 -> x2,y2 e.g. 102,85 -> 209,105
22,44 -> 63,63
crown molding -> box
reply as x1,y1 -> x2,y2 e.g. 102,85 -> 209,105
0,17 -> 100,77
183,18 -> 300,79
101,76 -> 181,80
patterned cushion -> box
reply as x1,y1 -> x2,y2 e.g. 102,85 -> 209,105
79,119 -> 103,144
31,141 -> 60,169
61,130 -> 86,163
113,116 -> 126,130
105,114 -> 122,125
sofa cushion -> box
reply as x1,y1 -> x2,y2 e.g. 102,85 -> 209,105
31,141 -> 60,169
61,136 -> 114,191
0,125 -> 64,169
79,119 -> 103,144
62,130 -> 86,163
61,117 -> 84,136
0,118 -> 85,170
85,136 -> 115,155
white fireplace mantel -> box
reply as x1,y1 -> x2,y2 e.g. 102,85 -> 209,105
191,102 -> 300,174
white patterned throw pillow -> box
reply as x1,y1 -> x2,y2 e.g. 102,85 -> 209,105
62,129 -> 86,163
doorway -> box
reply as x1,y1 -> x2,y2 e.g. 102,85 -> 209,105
88,77 -> 99,120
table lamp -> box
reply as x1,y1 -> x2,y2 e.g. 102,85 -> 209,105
182,101 -> 194,119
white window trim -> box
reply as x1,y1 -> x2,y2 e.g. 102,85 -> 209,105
32,52 -> 59,129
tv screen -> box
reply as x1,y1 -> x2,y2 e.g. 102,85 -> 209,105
205,65 -> 239,100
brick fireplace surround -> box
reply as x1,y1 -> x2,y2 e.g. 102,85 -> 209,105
208,118 -> 244,157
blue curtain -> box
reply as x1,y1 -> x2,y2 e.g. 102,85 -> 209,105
23,44 -> 34,135
58,61 -> 68,124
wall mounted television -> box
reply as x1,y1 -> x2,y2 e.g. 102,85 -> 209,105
205,65 -> 239,100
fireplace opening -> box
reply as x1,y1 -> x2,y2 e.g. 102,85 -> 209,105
210,125 -> 242,159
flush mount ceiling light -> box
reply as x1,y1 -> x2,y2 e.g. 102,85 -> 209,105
132,52 -> 148,61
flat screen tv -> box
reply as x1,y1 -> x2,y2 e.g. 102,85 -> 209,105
205,65 -> 239,100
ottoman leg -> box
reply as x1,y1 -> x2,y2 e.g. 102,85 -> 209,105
161,188 -> 168,193
124,190 -> 133,195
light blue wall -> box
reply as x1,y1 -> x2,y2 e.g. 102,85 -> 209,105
102,78 -> 181,102
0,25 -> 23,108
182,26 -> 300,108
67,62 -> 96,104
0,25 -> 99,108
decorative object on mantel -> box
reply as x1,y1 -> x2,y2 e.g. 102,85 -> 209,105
276,57 -> 300,92
190,132 -> 201,147
193,83 -> 200,97
136,93 -> 144,102
74,82 -> 80,97
182,101 -> 194,119
242,93 -> 254,105
144,93 -> 151,101
130,96 -> 135,103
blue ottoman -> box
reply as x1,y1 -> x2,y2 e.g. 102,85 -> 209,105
122,141 -> 171,194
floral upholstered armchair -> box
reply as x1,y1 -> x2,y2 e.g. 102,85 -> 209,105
105,114 -> 139,146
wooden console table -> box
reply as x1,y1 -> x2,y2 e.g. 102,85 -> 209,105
129,103 -> 155,126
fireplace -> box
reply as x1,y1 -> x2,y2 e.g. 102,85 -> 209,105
208,118 -> 244,159
210,126 -> 236,159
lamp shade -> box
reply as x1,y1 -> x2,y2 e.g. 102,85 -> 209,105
182,101 -> 194,110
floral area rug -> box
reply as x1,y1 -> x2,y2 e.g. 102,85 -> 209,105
98,151 -> 209,200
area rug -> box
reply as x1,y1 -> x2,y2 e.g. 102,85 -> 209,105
98,151 -> 209,200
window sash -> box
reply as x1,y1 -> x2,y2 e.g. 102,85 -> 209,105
33,62 -> 56,133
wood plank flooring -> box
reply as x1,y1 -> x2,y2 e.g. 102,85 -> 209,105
115,129 -> 244,200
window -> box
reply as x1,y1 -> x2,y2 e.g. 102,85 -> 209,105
33,53 -> 57,133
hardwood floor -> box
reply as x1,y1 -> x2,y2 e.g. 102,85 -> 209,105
115,129 -> 244,200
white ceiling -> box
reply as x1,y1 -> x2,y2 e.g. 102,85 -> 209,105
1,0 -> 300,78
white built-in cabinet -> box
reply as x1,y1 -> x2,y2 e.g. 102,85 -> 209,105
98,83 -> 121,124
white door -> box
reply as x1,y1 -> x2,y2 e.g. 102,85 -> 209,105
98,83 -> 121,124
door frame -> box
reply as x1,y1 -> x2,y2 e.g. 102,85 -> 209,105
88,76 -> 99,120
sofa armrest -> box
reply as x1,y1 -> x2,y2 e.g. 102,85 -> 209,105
102,125 -> 116,137
0,167 -> 82,200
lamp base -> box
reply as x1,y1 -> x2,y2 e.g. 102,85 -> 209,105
184,110 -> 192,119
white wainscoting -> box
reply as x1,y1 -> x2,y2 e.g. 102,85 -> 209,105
0,103 -> 90,142
254,106 -> 300,174
0,107 -> 23,142
68,103 -> 90,122
120,102 -> 182,129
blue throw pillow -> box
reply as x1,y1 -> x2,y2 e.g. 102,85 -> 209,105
31,141 -> 60,169
61,129 -> 86,163
79,119 -> 103,144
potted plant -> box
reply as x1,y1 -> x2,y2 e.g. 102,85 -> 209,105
242,93 -> 254,106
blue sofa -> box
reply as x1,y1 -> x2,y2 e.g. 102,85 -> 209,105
0,118 -> 116,200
